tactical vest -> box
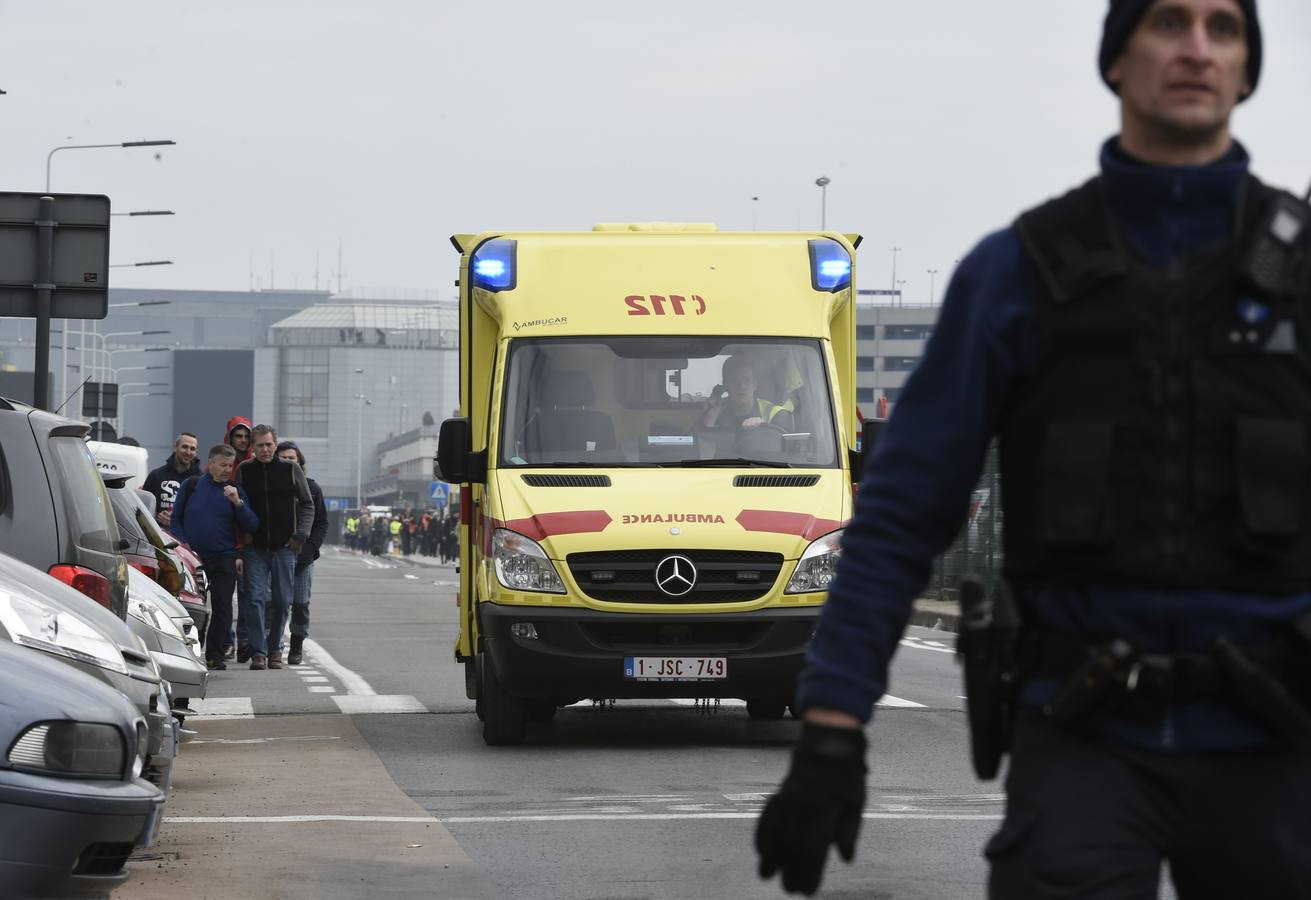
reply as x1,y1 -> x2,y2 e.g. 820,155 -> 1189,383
1001,175 -> 1311,591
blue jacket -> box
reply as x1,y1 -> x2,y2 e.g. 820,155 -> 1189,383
171,473 -> 259,559
797,139 -> 1311,751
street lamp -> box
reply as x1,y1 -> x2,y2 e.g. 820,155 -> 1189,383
896,279 -> 907,308
815,176 -> 831,230
927,269 -> 940,305
45,140 -> 176,192
891,246 -> 902,291
354,368 -> 366,510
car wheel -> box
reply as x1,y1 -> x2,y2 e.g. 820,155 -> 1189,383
480,653 -> 526,745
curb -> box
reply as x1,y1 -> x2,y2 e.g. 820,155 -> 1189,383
909,603 -> 961,634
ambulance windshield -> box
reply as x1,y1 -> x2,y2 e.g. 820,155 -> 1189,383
499,337 -> 839,468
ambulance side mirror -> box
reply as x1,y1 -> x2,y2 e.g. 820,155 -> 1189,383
436,418 -> 486,484
851,418 -> 888,484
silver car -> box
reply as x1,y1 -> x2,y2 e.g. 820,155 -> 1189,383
0,552 -> 178,792
125,566 -> 208,711
0,638 -> 163,899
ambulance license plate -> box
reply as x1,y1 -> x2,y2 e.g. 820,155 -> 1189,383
624,656 -> 727,681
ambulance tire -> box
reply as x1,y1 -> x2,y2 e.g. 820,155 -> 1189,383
524,700 -> 558,723
467,659 -> 484,720
746,698 -> 790,720
480,654 -> 527,745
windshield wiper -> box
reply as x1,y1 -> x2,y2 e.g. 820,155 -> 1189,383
663,457 -> 792,468
521,461 -> 649,468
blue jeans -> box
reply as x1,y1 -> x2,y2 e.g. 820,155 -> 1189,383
291,562 -> 313,639
240,547 -> 295,658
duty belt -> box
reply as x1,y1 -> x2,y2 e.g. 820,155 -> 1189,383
1025,628 -> 1311,747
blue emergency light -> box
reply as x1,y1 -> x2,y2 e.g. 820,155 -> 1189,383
808,239 -> 852,292
471,238 -> 517,292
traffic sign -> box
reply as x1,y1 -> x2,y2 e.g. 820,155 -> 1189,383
81,382 -> 118,418
0,192 -> 111,319
429,481 -> 450,505
324,497 -> 351,512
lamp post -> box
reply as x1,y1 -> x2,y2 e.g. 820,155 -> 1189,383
891,246 -> 902,291
927,269 -> 940,305
45,140 -> 176,193
354,368 -> 366,510
45,139 -> 174,410
815,176 -> 831,230
115,383 -> 169,435
896,279 -> 907,308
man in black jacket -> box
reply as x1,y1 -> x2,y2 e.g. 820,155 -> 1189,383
236,425 -> 314,670
142,432 -> 200,530
277,441 -> 327,666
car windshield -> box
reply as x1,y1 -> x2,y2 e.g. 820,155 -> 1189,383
499,337 -> 838,468
47,438 -> 119,554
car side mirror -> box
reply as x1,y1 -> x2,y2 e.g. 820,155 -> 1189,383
436,417 -> 486,484
850,417 -> 888,484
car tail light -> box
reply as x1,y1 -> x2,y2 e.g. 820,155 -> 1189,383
48,565 -> 112,611
129,561 -> 159,581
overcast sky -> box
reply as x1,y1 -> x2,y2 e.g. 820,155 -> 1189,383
3,1 -> 1308,302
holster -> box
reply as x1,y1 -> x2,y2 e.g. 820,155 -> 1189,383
956,577 -> 1022,780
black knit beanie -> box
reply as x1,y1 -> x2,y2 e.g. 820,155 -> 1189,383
1099,0 -> 1262,99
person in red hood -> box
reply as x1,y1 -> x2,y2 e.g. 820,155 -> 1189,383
226,416 -> 254,465
221,415 -> 254,659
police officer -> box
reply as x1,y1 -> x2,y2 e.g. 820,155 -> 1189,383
756,1 -> 1311,896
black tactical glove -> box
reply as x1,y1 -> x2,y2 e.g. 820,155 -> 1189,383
755,721 -> 867,895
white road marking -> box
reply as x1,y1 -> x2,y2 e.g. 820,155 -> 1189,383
899,636 -> 955,655
667,698 -> 747,707
308,686 -> 337,693
303,639 -> 375,695
878,694 -> 928,708
331,694 -> 428,714
166,812 -> 1001,825
190,697 -> 255,719
301,675 -> 330,683
403,574 -> 419,580
190,735 -> 341,746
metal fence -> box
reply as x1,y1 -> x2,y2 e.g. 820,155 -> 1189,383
926,442 -> 1004,601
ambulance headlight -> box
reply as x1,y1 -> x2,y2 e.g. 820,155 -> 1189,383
786,530 -> 843,594
471,239 -> 517,292
492,529 -> 565,594
809,239 -> 852,292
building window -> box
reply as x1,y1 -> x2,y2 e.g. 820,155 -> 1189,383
278,347 -> 330,437
856,356 -> 875,372
856,387 -> 875,403
883,357 -> 920,372
856,325 -> 876,340
885,324 -> 933,341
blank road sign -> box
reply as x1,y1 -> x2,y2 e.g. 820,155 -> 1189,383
0,192 -> 111,319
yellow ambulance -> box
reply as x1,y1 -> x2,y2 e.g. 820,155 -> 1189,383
437,223 -> 870,744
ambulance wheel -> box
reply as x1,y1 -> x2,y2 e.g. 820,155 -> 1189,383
524,700 -> 558,723
746,698 -> 790,720
466,659 -> 484,721
480,654 -> 526,745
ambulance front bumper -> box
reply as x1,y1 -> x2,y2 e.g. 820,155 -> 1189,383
478,601 -> 821,701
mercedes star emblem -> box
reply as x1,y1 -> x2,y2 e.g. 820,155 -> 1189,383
654,554 -> 697,597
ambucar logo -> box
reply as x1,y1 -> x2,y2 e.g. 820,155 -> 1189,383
654,555 -> 697,597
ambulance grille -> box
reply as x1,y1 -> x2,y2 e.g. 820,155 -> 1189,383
521,474 -> 611,487
732,475 -> 820,487
567,549 -> 783,603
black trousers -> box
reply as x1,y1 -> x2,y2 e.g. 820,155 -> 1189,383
201,554 -> 238,663
988,712 -> 1311,899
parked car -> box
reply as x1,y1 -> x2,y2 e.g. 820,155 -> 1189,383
103,474 -> 211,641
0,551 -> 177,793
0,397 -> 128,618
0,638 -> 164,899
126,567 -> 208,715
86,439 -> 150,491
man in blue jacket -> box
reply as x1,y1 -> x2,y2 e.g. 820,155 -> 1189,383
757,1 -> 1311,897
172,444 -> 259,670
